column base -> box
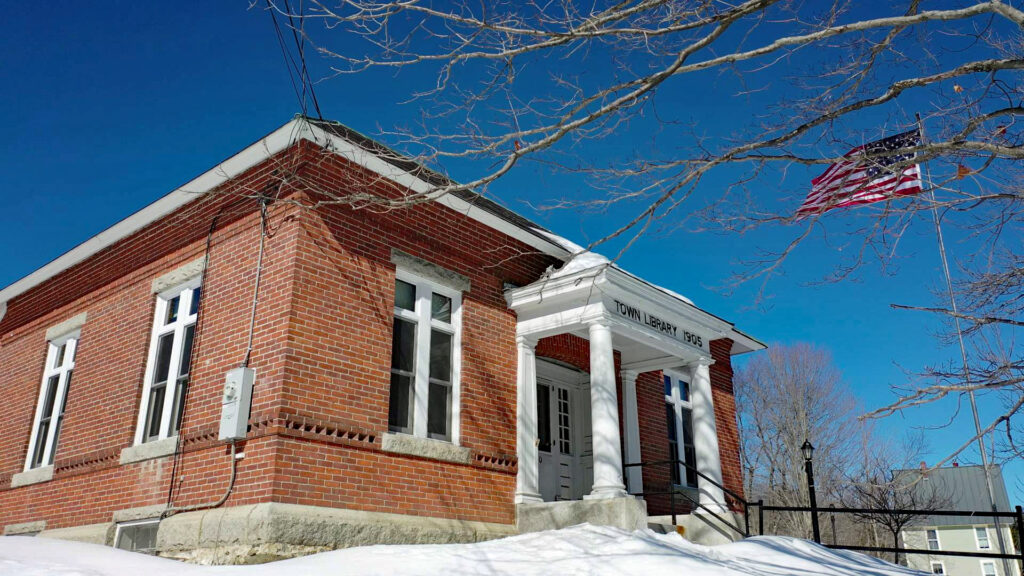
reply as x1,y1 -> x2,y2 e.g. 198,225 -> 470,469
584,484 -> 628,500
514,492 -> 543,504
517,497 -> 647,533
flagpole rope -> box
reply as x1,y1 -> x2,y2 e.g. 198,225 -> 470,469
915,113 -> 1010,574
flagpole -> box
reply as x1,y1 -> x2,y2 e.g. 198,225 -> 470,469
915,113 -> 1009,572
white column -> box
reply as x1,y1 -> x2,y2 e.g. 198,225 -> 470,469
620,369 -> 644,495
689,358 -> 727,512
586,321 -> 627,499
515,335 -> 542,504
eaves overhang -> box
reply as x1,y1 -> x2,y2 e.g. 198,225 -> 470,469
507,263 -> 765,357
0,116 -> 571,322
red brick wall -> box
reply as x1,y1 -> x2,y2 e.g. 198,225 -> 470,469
0,140 -> 559,531
0,180 -> 298,528
260,146 -> 558,524
710,338 -> 745,505
0,136 -> 747,534
632,339 -> 747,515
636,370 -> 681,515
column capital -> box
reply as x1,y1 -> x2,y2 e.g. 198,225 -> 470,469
688,356 -> 715,368
587,318 -> 612,331
619,369 -> 640,383
515,334 -> 538,349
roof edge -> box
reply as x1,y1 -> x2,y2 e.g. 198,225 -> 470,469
0,118 -> 309,309
0,117 -> 572,311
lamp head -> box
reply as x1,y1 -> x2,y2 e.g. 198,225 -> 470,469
801,439 -> 815,461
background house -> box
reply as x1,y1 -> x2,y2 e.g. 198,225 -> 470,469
902,464 -> 1020,576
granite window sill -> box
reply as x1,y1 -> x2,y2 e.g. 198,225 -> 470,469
119,437 -> 178,465
381,433 -> 471,465
10,466 -> 54,488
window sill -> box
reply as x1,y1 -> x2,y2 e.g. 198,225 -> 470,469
10,465 -> 54,488
3,520 -> 46,535
119,437 -> 178,465
381,432 -> 471,464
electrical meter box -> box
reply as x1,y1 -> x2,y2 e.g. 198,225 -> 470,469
219,367 -> 255,441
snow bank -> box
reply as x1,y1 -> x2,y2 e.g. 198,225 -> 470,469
0,524 -> 924,576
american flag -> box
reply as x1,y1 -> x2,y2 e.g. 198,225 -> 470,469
797,129 -> 924,217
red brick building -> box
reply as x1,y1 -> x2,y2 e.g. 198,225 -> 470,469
0,116 -> 763,563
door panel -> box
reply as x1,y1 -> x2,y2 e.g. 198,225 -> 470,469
537,382 -> 557,502
536,360 -> 594,502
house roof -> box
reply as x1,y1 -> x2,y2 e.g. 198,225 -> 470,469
0,115 -> 763,354
899,464 -> 1014,526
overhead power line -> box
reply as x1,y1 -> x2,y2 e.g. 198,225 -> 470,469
265,0 -> 323,120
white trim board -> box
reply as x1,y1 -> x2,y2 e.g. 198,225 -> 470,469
0,117 -> 570,318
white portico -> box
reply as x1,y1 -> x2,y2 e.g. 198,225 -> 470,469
507,253 -> 761,531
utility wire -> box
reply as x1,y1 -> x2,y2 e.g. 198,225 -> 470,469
284,0 -> 323,119
266,0 -> 307,117
266,0 -> 323,119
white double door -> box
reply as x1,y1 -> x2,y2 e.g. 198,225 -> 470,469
536,360 -> 593,501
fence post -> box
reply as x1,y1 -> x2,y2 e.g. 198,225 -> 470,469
671,488 -> 677,527
1016,505 -> 1024,571
758,499 -> 764,536
744,501 -> 750,538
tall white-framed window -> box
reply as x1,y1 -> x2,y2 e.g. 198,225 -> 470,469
981,560 -> 997,576
388,270 -> 461,443
664,370 -> 697,487
134,279 -> 200,444
930,561 -> 945,574
25,332 -> 78,470
926,528 -> 941,551
975,526 -> 991,550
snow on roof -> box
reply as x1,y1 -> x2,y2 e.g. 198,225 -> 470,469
0,524 -> 924,576
532,228 -> 695,306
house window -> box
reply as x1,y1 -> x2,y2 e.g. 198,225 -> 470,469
135,281 -> 200,444
981,561 -> 997,576
926,529 -> 940,550
664,371 -> 697,487
388,272 -> 461,442
975,526 -> 991,550
930,561 -> 945,574
25,333 -> 77,470
114,519 -> 160,554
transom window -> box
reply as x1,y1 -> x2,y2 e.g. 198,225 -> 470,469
135,280 -> 200,444
25,332 -> 78,470
926,529 -> 940,551
664,371 -> 697,487
388,271 -> 461,442
975,526 -> 991,550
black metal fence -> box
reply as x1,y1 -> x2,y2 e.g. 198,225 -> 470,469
623,457 -> 1024,570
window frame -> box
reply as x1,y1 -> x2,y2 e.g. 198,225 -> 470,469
926,528 -> 941,551
389,269 -> 462,444
133,278 -> 200,445
929,561 -> 945,575
980,560 -> 997,576
24,331 -> 79,471
664,369 -> 698,488
114,518 -> 160,554
974,524 -> 991,545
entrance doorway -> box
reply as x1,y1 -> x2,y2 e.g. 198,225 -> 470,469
536,359 -> 592,501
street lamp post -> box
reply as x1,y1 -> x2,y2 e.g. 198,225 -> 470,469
802,439 -> 821,544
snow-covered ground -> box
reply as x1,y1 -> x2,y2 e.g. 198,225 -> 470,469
0,524 -> 925,576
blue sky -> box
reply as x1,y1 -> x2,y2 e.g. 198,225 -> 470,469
0,2 -> 1018,501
